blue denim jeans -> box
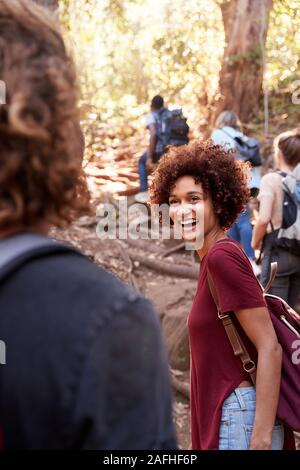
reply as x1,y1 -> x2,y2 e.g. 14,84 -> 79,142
138,151 -> 163,191
138,151 -> 149,191
229,208 -> 255,259
219,387 -> 284,450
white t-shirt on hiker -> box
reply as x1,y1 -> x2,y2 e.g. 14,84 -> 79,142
211,126 -> 261,190
145,113 -> 155,128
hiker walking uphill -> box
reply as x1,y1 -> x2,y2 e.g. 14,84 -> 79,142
252,129 -> 300,310
211,111 -> 262,277
135,95 -> 189,203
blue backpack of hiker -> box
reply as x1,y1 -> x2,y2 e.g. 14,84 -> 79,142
154,107 -> 189,154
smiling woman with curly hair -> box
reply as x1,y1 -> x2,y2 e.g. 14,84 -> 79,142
150,140 -> 292,451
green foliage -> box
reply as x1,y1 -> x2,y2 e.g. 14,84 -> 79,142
58,0 -> 300,150
266,0 -> 300,91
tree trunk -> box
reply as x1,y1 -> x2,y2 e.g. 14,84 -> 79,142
31,0 -> 59,10
216,0 -> 273,122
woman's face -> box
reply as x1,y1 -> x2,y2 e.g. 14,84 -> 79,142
168,175 -> 219,249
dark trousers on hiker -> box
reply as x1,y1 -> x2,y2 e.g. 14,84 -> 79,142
261,234 -> 300,310
138,151 -> 163,191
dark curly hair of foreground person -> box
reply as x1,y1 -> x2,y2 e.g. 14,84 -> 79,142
0,0 -> 90,230
150,140 -> 251,230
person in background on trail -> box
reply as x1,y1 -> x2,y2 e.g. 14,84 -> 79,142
135,95 -> 167,203
0,0 -> 176,450
252,129 -> 300,311
211,111 -> 261,277
150,140 -> 295,450
135,95 -> 189,203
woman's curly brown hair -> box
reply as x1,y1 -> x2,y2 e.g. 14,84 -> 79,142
150,140 -> 251,230
0,0 -> 90,229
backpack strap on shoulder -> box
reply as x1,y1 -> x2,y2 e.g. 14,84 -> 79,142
210,239 -> 276,294
205,238 -> 281,385
275,169 -> 287,178
263,262 -> 278,294
0,232 -> 80,281
220,128 -> 232,138
207,267 -> 257,385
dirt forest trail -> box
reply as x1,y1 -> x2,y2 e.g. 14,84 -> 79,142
84,131 -> 143,199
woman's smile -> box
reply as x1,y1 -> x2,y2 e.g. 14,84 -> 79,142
174,212 -> 202,241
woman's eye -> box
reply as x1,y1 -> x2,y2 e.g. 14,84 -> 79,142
190,196 -> 200,202
169,200 -> 179,205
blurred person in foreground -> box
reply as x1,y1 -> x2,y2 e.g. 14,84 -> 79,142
0,0 -> 176,450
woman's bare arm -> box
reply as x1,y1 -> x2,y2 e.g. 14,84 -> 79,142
234,306 -> 282,450
251,194 -> 273,250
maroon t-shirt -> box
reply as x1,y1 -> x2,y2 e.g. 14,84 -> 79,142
188,239 -> 266,450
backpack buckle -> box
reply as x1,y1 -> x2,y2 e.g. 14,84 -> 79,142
243,360 -> 256,374
218,312 -> 229,320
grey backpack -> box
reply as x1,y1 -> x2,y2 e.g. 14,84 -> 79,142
221,128 -> 262,167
